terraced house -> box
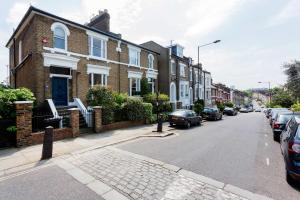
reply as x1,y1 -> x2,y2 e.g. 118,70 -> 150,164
6,6 -> 159,107
141,41 -> 193,109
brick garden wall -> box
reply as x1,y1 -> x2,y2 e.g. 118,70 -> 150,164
30,128 -> 73,145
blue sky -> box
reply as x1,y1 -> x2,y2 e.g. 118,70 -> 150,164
0,0 -> 299,90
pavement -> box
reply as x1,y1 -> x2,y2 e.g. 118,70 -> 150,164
0,122 -> 173,175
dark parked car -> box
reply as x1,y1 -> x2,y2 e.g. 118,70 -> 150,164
223,107 -> 237,116
280,116 -> 300,183
202,107 -> 222,121
168,110 -> 202,128
272,111 -> 296,141
269,108 -> 289,126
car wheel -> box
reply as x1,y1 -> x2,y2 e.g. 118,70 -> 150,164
186,121 -> 191,129
286,171 -> 295,185
273,134 -> 279,142
169,123 -> 174,127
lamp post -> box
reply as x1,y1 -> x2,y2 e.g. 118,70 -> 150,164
197,40 -> 221,107
258,81 -> 271,104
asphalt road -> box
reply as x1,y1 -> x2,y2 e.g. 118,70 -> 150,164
118,112 -> 300,200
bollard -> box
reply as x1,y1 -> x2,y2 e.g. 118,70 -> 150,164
157,114 -> 163,132
41,126 -> 53,160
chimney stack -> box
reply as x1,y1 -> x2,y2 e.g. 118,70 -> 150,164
87,9 -> 110,32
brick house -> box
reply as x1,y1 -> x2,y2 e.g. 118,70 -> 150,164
211,83 -> 231,104
6,6 -> 159,107
141,41 -> 193,109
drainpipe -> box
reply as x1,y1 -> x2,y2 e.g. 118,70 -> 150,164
117,40 -> 122,93
13,38 -> 17,88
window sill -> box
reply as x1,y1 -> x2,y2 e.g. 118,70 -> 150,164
128,64 -> 141,68
88,55 -> 107,62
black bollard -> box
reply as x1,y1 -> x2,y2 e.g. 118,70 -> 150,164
157,114 -> 163,132
41,126 -> 53,160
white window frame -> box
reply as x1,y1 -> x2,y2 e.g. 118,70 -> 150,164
171,60 -> 176,75
89,73 -> 108,87
128,71 -> 142,96
180,63 -> 186,77
86,30 -> 108,60
87,64 -> 110,87
148,54 -> 154,69
18,41 -> 22,64
51,22 -> 70,51
148,78 -> 155,93
170,82 -> 176,102
128,45 -> 141,67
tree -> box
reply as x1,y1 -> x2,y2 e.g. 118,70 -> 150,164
284,60 -> 300,102
269,87 -> 294,108
140,77 -> 150,96
194,99 -> 204,115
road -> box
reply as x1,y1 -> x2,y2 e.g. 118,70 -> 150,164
118,112 -> 300,200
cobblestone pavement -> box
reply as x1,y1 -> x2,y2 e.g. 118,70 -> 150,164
68,147 -> 249,200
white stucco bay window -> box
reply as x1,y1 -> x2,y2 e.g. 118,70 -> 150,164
128,45 -> 141,67
87,30 -> 108,60
87,64 -> 110,87
128,71 -> 143,96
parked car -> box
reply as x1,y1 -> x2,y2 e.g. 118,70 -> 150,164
269,108 -> 289,126
255,108 -> 262,112
223,107 -> 238,116
247,107 -> 254,112
240,107 -> 249,113
168,110 -> 202,128
272,111 -> 296,141
202,107 -> 222,120
266,108 -> 272,118
280,115 -> 300,183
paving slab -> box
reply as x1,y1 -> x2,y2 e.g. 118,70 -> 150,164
0,165 -> 104,200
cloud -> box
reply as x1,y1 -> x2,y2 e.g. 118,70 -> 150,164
184,0 -> 243,37
79,0 -> 143,33
6,1 -> 35,26
268,0 -> 300,26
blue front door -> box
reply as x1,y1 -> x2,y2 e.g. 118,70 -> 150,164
52,77 -> 68,106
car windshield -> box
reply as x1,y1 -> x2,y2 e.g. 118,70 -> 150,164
203,108 -> 213,112
277,114 -> 293,123
171,111 -> 187,116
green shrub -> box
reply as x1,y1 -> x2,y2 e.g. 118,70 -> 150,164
140,77 -> 150,96
216,101 -> 225,112
123,97 -> 145,121
143,93 -> 169,104
143,103 -> 153,121
291,103 -> 300,111
113,92 -> 128,105
86,86 -> 115,124
194,99 -> 204,115
224,102 -> 234,108
0,87 -> 35,119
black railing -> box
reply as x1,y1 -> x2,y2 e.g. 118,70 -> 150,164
32,114 -> 61,132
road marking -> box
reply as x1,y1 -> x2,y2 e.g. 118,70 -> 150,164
266,158 -> 270,166
264,134 -> 268,137
265,142 -> 268,147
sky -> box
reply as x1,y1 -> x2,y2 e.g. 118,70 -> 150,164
0,0 -> 299,90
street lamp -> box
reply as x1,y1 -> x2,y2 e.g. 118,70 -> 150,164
197,40 -> 221,107
258,81 -> 271,104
